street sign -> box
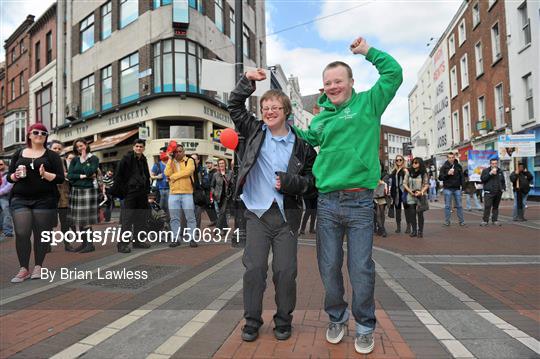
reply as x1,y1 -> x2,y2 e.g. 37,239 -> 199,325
138,127 -> 149,140
497,134 -> 536,159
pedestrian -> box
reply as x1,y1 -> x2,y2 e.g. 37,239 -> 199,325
165,143 -> 198,248
299,191 -> 317,235
0,159 -> 14,238
202,159 -> 217,226
228,68 -> 317,342
293,36 -> 402,354
509,163 -> 533,221
373,161 -> 390,238
67,138 -> 99,253
403,158 -> 429,238
211,158 -> 233,230
428,175 -> 437,202
7,123 -> 64,282
49,140 -> 75,251
464,169 -> 482,211
480,158 -> 505,226
191,153 -> 213,229
102,169 -> 115,222
111,139 -> 152,253
438,152 -> 466,226
151,152 -> 169,214
389,155 -> 411,233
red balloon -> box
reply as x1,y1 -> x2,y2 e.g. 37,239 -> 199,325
166,140 -> 177,154
220,128 -> 239,150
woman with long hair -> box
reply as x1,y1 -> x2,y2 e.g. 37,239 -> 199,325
7,123 -> 64,282
211,158 -> 233,230
403,157 -> 429,238
67,138 -> 99,253
389,155 -> 410,233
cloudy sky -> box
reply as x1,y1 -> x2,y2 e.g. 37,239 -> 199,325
1,0 -> 462,129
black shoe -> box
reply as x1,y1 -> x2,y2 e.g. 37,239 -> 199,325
381,229 -> 387,238
299,231 -> 305,235
117,244 -> 131,253
273,325 -> 292,340
395,227 -> 401,233
189,241 -> 198,248
409,231 -> 417,237
405,225 -> 411,234
169,241 -> 181,248
241,325 -> 259,342
417,232 -> 423,238
133,241 -> 151,249
79,243 -> 95,253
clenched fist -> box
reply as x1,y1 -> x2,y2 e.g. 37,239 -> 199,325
350,37 -> 371,56
246,68 -> 267,82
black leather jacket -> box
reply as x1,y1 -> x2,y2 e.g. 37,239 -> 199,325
227,75 -> 317,232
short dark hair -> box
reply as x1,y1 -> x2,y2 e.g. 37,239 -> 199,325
133,139 -> 145,146
323,61 -> 353,79
49,140 -> 64,148
73,138 -> 91,155
490,158 -> 498,163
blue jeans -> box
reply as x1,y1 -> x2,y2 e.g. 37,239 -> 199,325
169,194 -> 196,242
316,190 -> 376,336
429,186 -> 437,201
159,188 -> 170,213
512,192 -> 527,219
0,196 -> 13,235
465,192 -> 481,210
443,189 -> 464,223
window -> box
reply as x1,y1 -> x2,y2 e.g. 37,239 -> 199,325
448,34 -> 455,57
35,41 -> 41,72
120,52 -> 139,103
3,112 -> 26,148
243,25 -> 250,57
460,54 -> 469,89
120,0 -> 138,29
518,2 -> 531,47
101,65 -> 112,110
478,96 -> 486,121
10,79 -> 15,100
229,8 -> 235,43
153,39 -> 203,94
19,72 -> 24,94
36,85 -> 52,129
463,103 -> 471,140
452,111 -> 460,144
384,133 -> 388,140
188,0 -> 201,11
101,2 -> 112,40
19,41 -> 24,54
80,14 -> 94,52
384,146 -> 388,153
46,31 -> 53,64
458,19 -> 466,45
450,66 -> 458,98
154,0 -> 172,8
494,84 -> 504,127
523,73 -> 534,121
472,2 -> 480,27
0,86 -> 3,107
214,0 -> 224,32
488,0 -> 496,9
491,23 -> 501,62
475,42 -> 483,76
81,75 -> 95,117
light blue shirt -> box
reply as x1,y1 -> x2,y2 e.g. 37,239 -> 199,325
241,125 -> 295,219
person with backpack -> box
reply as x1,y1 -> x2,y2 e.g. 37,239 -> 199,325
510,163 -> 533,221
7,124 -> 64,282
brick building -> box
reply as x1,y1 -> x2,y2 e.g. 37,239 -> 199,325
0,63 -> 5,150
380,125 -> 411,169
447,0 -> 512,161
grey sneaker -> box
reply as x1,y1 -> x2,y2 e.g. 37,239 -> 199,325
443,221 -> 450,226
355,333 -> 375,354
326,322 -> 347,344
480,221 -> 488,226
493,221 -> 502,226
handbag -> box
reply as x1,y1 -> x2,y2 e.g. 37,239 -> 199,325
417,195 -> 429,212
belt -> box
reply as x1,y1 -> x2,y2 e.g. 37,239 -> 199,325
342,188 -> 367,192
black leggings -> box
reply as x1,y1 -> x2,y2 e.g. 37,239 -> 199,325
11,196 -> 57,269
405,204 -> 424,233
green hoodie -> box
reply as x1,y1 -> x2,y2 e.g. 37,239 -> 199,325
293,47 -> 403,193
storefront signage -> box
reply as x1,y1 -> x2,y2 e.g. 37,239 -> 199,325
203,106 -> 232,125
497,134 -> 536,159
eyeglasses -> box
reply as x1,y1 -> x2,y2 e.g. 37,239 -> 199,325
262,106 -> 284,113
31,130 -> 48,136
396,159 -> 403,162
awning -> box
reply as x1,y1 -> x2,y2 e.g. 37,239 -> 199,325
62,128 -> 138,155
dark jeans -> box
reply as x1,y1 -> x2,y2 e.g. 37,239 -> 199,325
405,204 -> 424,233
483,191 -> 502,222
10,195 -> 57,269
122,190 -> 149,244
375,203 -> 386,232
300,197 -> 317,233
243,203 -> 298,329
317,190 -> 376,336
394,200 -> 408,230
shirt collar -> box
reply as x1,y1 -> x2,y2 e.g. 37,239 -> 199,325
262,124 -> 295,144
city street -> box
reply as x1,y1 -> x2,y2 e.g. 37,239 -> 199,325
0,199 -> 539,358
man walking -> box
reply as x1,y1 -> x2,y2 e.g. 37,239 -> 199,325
112,139 -> 152,253
293,36 -> 402,354
480,158 -> 505,226
439,152 -> 466,226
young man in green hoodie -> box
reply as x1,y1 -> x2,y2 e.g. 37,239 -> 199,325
294,36 -> 403,354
